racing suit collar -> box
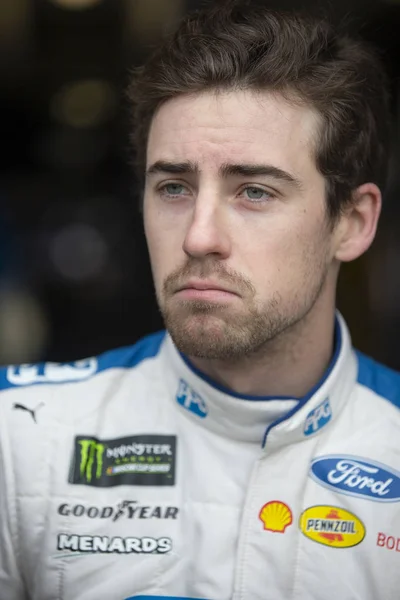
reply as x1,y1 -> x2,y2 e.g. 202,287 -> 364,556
162,312 -> 357,446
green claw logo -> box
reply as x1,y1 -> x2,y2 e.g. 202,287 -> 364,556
78,440 -> 105,482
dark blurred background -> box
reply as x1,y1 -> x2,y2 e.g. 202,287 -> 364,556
1,0 -> 400,367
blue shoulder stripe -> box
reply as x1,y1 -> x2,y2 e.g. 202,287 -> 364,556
0,331 -> 165,390
97,331 -> 165,372
357,351 -> 400,409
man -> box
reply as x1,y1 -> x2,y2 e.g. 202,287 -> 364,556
1,1 -> 399,599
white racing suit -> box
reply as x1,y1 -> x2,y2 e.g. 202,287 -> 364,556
0,313 -> 400,600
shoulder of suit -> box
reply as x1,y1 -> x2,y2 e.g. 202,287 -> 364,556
0,330 -> 166,391
356,350 -> 400,410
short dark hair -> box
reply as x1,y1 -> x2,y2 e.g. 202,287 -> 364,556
127,0 -> 391,220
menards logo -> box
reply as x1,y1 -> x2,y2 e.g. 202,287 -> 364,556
57,534 -> 172,555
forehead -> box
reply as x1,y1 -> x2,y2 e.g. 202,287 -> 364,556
146,89 -> 321,177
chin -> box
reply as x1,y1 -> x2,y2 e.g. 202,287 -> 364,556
164,312 -> 258,360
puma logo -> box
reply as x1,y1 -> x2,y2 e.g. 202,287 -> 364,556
13,402 -> 45,423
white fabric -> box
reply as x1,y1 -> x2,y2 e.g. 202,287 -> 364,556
0,314 -> 400,600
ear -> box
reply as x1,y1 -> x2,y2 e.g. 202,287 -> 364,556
334,183 -> 382,263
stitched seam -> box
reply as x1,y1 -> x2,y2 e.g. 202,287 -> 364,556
233,458 -> 262,600
290,436 -> 327,600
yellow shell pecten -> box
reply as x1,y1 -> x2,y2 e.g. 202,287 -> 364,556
259,500 -> 293,533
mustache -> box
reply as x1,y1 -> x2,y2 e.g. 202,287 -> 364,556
163,259 -> 256,296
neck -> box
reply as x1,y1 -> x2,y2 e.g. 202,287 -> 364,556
188,301 -> 337,398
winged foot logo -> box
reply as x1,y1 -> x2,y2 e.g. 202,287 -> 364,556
310,456 -> 400,501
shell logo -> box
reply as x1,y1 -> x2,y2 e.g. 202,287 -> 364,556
259,501 -> 293,533
299,505 -> 366,548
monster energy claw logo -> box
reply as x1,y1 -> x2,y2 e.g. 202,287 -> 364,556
79,439 -> 105,483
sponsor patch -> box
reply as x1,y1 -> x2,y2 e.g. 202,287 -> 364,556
304,398 -> 331,436
299,505 -> 365,548
259,500 -> 293,533
7,359 -> 97,386
310,455 -> 400,502
57,534 -> 172,555
57,500 -> 179,521
376,532 -> 400,552
13,402 -> 44,423
176,379 -> 208,418
69,435 -> 176,487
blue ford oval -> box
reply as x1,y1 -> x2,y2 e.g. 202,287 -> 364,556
309,455 -> 400,502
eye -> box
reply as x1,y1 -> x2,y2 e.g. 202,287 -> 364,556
241,186 -> 273,203
158,183 -> 189,197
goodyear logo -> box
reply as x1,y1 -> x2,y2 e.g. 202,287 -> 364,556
176,379 -> 208,418
299,505 -> 365,548
259,500 -> 293,533
304,398 -> 331,436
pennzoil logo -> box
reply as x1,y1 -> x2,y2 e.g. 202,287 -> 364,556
259,501 -> 293,533
69,435 -> 176,487
299,505 -> 365,548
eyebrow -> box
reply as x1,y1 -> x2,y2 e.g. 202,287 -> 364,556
145,160 -> 303,191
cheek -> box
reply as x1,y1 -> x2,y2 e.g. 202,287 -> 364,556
246,220 -> 327,289
144,207 -> 183,282
144,207 -> 164,278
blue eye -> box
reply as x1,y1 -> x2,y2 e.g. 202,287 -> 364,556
243,187 -> 271,202
157,183 -> 273,203
159,183 -> 187,196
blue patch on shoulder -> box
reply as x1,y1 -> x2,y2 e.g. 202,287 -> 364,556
357,351 -> 400,409
0,331 -> 165,390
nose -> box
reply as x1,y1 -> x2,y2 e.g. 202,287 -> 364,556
182,199 -> 231,260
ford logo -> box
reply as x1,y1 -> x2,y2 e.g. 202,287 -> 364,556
310,455 -> 400,502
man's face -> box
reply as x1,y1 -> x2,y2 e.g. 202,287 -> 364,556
144,90 -> 337,360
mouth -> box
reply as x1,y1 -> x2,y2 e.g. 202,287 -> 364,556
175,280 -> 240,302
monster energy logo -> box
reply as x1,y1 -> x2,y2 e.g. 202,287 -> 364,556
69,434 -> 177,487
79,439 -> 106,483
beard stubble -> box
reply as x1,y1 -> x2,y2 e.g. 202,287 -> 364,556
159,254 -> 329,361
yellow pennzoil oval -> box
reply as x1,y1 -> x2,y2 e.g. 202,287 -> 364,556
299,505 -> 365,548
